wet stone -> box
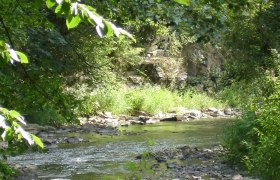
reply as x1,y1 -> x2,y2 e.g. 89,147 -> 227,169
139,145 -> 254,180
151,163 -> 160,170
155,156 -> 167,163
12,165 -> 38,180
66,137 -> 82,144
160,117 -> 177,121
232,174 -> 243,180
166,162 -> 178,169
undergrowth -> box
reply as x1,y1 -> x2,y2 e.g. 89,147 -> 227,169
223,75 -> 280,179
74,85 -> 227,116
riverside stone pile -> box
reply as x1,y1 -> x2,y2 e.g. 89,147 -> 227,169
19,107 -> 239,148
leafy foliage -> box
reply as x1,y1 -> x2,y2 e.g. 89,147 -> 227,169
0,0 -> 136,125
45,0 -> 134,39
0,108 -> 44,152
222,2 -> 280,177
223,1 -> 280,80
0,41 -> 28,64
0,160 -> 16,179
0,0 -> 136,178
252,81 -> 280,178
1,0 -> 280,178
224,72 -> 280,179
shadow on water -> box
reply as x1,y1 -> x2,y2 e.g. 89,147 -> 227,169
8,118 -> 233,179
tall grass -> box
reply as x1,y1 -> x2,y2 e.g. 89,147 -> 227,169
76,86 -> 227,115
182,90 -> 225,109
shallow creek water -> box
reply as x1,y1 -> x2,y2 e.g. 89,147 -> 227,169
9,118 -> 232,179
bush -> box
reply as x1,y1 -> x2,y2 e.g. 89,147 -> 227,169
0,161 -> 16,179
223,109 -> 260,164
224,76 -> 280,179
217,82 -> 251,108
249,82 -> 280,178
182,89 -> 226,109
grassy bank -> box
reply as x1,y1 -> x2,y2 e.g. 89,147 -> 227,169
74,85 -> 227,116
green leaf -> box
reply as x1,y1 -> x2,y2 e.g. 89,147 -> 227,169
17,127 -> 34,145
55,4 -> 63,14
46,0 -> 56,8
32,134 -> 44,149
2,128 -> 13,141
0,108 -> 9,114
66,15 -> 81,29
117,28 -> 136,42
0,51 -> 10,63
84,8 -> 104,28
174,0 -> 190,6
9,110 -> 21,119
104,21 -> 114,37
0,41 -> 5,49
16,51 -> 28,64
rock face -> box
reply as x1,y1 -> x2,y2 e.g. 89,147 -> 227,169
128,42 -> 224,89
139,56 -> 188,87
182,43 -> 224,77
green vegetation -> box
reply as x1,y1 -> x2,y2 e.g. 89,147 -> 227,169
0,0 -> 135,178
0,108 -> 44,179
75,86 -> 226,116
0,160 -> 17,179
224,75 -> 280,179
221,1 -> 280,179
1,0 -> 280,179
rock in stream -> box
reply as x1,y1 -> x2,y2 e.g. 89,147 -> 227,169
137,145 -> 256,180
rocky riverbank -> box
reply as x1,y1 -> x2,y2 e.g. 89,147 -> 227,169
11,108 -> 240,180
79,107 -> 239,127
20,107 -> 239,148
137,145 -> 256,180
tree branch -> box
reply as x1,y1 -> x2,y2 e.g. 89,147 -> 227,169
0,15 -> 70,121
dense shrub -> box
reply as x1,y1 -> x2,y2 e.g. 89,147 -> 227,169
250,81 -> 280,178
224,76 -> 280,179
0,161 -> 16,179
224,109 -> 260,164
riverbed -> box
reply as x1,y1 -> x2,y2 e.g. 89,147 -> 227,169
9,118 -> 232,179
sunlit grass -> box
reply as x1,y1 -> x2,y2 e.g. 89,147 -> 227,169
82,86 -> 226,115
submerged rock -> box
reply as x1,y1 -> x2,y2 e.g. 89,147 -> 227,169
12,165 -> 38,180
66,137 -> 83,144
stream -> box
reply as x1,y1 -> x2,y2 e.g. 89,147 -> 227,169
8,118 -> 232,179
